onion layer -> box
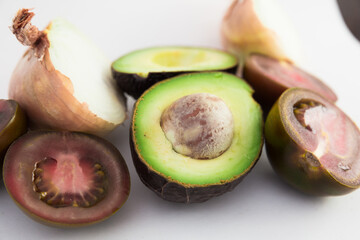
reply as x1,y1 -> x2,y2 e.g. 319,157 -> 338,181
221,0 -> 303,68
9,9 -> 126,136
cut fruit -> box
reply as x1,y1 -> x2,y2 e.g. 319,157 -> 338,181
9,9 -> 126,136
243,53 -> 337,114
131,72 -> 263,203
3,131 -> 130,227
111,46 -> 238,98
0,99 -> 27,173
265,88 -> 360,196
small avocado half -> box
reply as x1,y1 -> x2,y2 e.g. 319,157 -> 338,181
130,72 -> 263,203
112,47 -> 238,99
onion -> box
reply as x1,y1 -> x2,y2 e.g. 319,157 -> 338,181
9,9 -> 126,136
221,0 -> 303,68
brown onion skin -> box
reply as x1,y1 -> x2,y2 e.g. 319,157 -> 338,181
221,0 -> 291,67
9,9 -> 125,136
9,47 -> 118,136
265,89 -> 357,196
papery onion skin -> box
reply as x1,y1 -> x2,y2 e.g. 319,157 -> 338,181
9,9 -> 126,136
9,49 -> 117,136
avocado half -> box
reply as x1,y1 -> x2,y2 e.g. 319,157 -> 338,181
112,47 -> 238,99
130,72 -> 263,203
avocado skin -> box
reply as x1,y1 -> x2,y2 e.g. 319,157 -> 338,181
112,66 -> 237,99
265,98 -> 356,196
129,72 -> 264,203
130,128 -> 261,203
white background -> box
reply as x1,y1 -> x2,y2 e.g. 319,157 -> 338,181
0,0 -> 360,239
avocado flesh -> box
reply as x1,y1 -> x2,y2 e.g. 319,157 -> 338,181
112,47 -> 238,77
132,72 -> 263,186
112,47 -> 238,99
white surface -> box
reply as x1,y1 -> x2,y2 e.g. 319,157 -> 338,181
0,0 -> 360,239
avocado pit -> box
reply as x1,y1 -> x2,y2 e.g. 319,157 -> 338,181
160,93 -> 234,159
130,72 -> 263,203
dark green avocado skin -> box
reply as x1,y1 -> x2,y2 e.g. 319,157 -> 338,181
130,127 -> 262,203
112,66 -> 237,99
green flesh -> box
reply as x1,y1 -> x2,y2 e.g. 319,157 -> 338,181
133,72 -> 263,185
112,47 -> 237,77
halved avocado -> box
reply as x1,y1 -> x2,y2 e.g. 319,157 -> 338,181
243,53 -> 337,115
265,88 -> 360,196
112,47 -> 238,99
130,72 -> 263,203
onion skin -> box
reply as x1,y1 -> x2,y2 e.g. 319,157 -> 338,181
221,0 -> 292,66
9,9 -> 124,136
9,49 -> 117,136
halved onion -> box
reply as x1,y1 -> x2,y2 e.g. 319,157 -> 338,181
221,0 -> 303,68
9,9 -> 126,136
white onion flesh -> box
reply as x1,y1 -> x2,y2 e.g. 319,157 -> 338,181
9,9 -> 127,135
47,19 -> 126,125
221,0 -> 304,67
252,0 -> 303,65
